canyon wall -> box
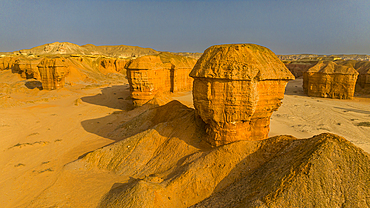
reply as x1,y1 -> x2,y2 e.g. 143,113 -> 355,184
303,61 -> 358,99
190,43 -> 294,146
13,58 -> 41,79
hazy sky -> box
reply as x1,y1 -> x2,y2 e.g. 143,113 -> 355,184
1,0 -> 370,54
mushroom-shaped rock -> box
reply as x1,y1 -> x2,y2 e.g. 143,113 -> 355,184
303,61 -> 359,99
126,56 -> 171,106
190,43 -> 295,146
37,57 -> 70,90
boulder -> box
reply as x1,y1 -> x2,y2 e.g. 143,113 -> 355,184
303,61 -> 359,99
190,43 -> 294,146
37,57 -> 70,90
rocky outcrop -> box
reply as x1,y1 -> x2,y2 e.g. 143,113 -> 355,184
0,56 -> 18,71
283,60 -> 318,78
13,58 -> 41,79
37,57 -> 70,90
303,61 -> 359,99
97,58 -> 131,75
190,44 -> 294,146
158,52 -> 197,92
127,53 -> 197,106
126,56 -> 171,106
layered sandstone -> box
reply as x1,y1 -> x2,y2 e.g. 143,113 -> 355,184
303,61 -> 358,99
0,56 -> 18,71
127,54 -> 197,106
158,52 -> 197,92
13,58 -> 41,79
190,44 -> 294,146
126,56 -> 171,106
37,57 -> 70,90
283,60 -> 318,78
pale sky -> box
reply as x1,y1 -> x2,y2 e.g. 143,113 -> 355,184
1,0 -> 370,54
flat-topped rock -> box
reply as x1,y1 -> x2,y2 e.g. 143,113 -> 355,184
303,61 -> 359,99
190,43 -> 294,146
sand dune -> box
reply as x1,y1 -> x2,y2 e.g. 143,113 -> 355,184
0,77 -> 369,207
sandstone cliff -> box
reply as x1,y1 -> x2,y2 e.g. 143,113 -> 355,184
13,58 -> 41,79
303,61 -> 359,99
0,56 -> 18,71
37,57 -> 70,90
190,44 -> 294,146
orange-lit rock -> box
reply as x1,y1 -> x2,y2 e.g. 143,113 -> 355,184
37,57 -> 70,90
126,54 -> 197,106
0,56 -> 18,71
13,58 -> 41,79
115,58 -> 130,74
190,44 -> 294,146
303,61 -> 358,99
283,60 -> 318,78
126,56 -> 171,106
158,52 -> 197,92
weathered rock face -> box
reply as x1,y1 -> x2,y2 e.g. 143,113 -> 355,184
158,52 -> 197,92
303,61 -> 359,99
0,56 -> 18,71
13,58 -> 41,79
283,60 -> 318,78
126,56 -> 171,106
127,53 -> 197,106
190,44 -> 294,146
37,57 -> 70,90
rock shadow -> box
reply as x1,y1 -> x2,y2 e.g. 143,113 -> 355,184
81,84 -> 132,110
25,80 -> 43,90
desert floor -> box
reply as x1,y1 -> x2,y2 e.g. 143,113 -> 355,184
0,78 -> 369,207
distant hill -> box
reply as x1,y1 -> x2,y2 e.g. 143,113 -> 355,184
278,54 -> 370,61
13,42 -> 160,58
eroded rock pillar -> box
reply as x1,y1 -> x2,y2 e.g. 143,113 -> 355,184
190,44 -> 295,146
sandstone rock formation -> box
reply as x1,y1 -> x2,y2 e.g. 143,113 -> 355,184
70,102 -> 370,208
190,44 -> 295,146
13,58 -> 41,79
283,60 -> 318,78
303,61 -> 359,99
126,55 -> 171,106
336,60 -> 370,92
127,53 -> 197,106
37,57 -> 70,90
0,56 -> 17,71
158,52 -> 197,92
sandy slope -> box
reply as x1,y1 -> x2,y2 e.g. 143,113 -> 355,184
0,78 -> 369,207
269,79 -> 370,153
